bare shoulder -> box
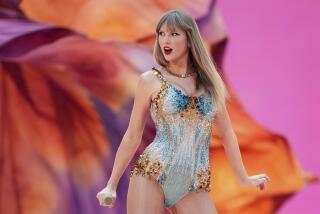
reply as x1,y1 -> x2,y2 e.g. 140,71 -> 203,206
139,69 -> 159,83
139,69 -> 162,87
137,69 -> 163,100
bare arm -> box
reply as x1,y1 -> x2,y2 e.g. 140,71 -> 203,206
215,104 -> 270,189
215,104 -> 249,185
106,72 -> 153,190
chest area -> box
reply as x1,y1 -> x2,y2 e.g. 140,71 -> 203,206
151,84 -> 216,119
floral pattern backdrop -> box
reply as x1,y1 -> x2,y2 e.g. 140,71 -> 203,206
0,0 -> 317,213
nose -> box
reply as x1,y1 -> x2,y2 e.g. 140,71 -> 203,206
163,35 -> 171,44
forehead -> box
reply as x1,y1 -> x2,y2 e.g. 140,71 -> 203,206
159,23 -> 183,32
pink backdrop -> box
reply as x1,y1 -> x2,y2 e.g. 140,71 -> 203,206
219,0 -> 320,213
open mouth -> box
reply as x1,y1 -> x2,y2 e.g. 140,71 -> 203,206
164,47 -> 173,55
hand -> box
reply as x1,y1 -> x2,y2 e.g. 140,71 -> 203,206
96,185 -> 117,207
242,173 -> 270,190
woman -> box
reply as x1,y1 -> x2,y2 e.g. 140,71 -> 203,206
96,9 -> 270,214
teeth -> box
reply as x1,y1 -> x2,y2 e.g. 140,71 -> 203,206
164,47 -> 172,51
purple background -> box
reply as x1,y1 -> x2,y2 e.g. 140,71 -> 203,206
218,0 -> 320,213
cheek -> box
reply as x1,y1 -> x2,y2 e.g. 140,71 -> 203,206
158,37 -> 163,44
175,39 -> 188,52
157,37 -> 164,46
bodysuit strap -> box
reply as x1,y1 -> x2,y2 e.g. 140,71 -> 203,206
151,67 -> 166,84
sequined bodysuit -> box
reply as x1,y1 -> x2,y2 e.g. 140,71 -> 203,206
130,67 -> 217,208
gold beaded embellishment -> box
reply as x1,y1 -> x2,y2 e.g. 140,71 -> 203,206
130,153 -> 164,181
151,70 -> 168,113
194,168 -> 211,192
178,97 -> 204,124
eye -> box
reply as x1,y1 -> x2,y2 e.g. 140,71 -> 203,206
159,31 -> 164,36
172,32 -> 179,36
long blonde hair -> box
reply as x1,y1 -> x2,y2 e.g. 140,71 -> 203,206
153,9 -> 230,113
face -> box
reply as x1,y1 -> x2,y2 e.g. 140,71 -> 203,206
158,23 -> 189,63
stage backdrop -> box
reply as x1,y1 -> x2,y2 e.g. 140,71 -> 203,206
0,0 -> 318,213
218,1 -> 320,213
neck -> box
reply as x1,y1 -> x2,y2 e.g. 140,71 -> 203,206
167,55 -> 192,75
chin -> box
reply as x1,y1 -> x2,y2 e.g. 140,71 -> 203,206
165,55 -> 177,61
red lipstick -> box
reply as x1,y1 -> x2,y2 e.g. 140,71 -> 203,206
163,45 -> 173,55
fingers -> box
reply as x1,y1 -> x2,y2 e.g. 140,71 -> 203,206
262,174 -> 270,182
97,195 -> 116,207
255,173 -> 271,183
248,173 -> 270,191
261,175 -> 270,183
96,189 -> 117,208
257,174 -> 270,191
